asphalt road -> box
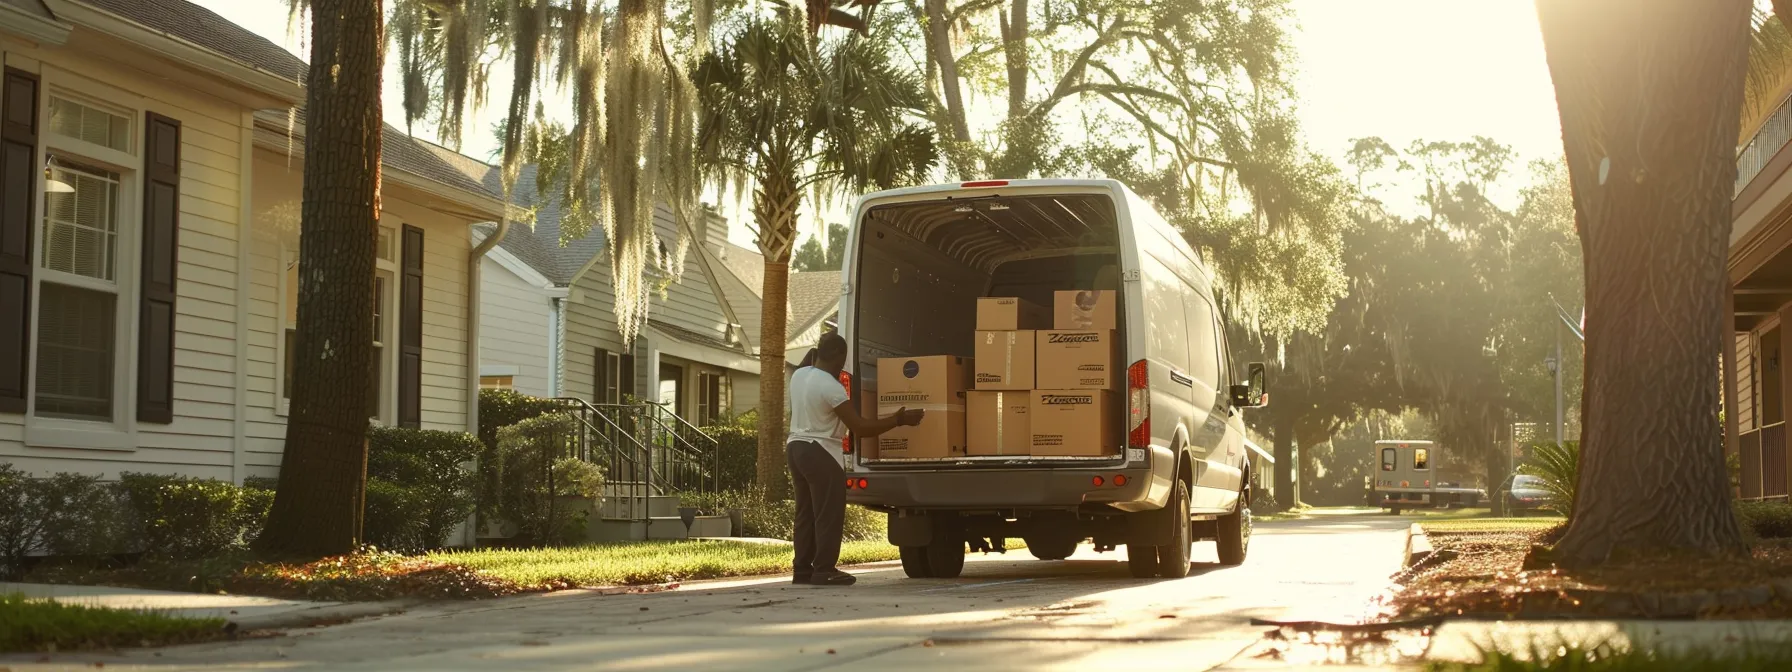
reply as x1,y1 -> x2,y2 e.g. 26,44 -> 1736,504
11,514 -> 1411,671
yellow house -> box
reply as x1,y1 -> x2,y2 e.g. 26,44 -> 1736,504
0,0 -> 507,481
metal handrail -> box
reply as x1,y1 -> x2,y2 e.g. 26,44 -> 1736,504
1739,92 -> 1792,197
547,397 -> 723,536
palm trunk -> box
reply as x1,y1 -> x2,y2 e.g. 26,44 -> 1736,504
261,0 -> 384,558
1536,0 -> 1750,565
754,169 -> 802,503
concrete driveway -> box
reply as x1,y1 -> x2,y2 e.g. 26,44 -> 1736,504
7,514 -> 1411,671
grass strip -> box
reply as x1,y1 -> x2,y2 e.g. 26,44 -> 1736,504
1421,517 -> 1565,534
0,593 -> 225,652
1432,645 -> 1792,671
430,539 -> 905,589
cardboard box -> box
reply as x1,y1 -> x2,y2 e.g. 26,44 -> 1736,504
1055,290 -> 1117,330
1030,390 -> 1120,456
875,356 -> 970,459
973,330 -> 1035,390
977,297 -> 1051,330
968,391 -> 1031,456
1036,330 -> 1120,390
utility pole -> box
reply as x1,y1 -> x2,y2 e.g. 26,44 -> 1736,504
1554,323 -> 1565,445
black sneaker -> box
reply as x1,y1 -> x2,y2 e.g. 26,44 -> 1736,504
810,570 -> 857,586
792,573 -> 811,585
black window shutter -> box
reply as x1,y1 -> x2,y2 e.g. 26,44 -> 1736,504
137,112 -> 180,424
0,68 -> 39,415
398,224 -> 423,428
619,352 -> 635,402
598,348 -> 607,401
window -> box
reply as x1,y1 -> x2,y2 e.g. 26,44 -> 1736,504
279,226 -> 397,421
1412,447 -> 1430,471
595,348 -> 635,404
1380,448 -> 1396,472
32,94 -> 135,425
480,375 -> 514,390
697,372 -> 726,424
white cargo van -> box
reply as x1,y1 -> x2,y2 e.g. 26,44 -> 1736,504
839,179 -> 1268,579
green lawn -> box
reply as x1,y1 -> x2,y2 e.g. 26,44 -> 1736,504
0,593 -> 225,652
1433,646 -> 1792,671
430,539 -> 904,589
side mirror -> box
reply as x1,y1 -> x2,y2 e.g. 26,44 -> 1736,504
1229,362 -> 1269,408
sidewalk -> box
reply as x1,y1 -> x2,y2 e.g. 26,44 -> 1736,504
0,582 -> 408,630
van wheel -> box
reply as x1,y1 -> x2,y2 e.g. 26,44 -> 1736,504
1390,506 -> 1402,515
1155,480 -> 1193,578
1025,536 -> 1079,561
925,521 -> 966,579
1216,494 -> 1251,566
899,546 -> 933,578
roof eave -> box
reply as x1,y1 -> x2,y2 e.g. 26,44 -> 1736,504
252,133 -> 507,222
57,1 -> 303,108
0,2 -> 73,46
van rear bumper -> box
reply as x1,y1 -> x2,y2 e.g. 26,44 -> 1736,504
845,465 -> 1164,512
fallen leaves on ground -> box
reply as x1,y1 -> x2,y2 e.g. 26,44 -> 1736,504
1384,528 -> 1792,620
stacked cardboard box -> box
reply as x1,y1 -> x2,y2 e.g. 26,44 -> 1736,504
874,356 -> 970,459
870,291 -> 1121,460
964,291 -> 1122,457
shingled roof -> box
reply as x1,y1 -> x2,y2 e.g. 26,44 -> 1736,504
786,271 -> 841,335
251,109 -> 502,210
75,0 -> 308,82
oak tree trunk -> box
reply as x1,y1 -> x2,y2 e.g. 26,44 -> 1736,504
754,170 -> 801,503
1272,410 -> 1297,512
923,0 -> 971,147
1536,0 -> 1750,565
260,0 -> 384,558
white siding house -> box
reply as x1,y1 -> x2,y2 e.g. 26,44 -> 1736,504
0,0 -> 507,482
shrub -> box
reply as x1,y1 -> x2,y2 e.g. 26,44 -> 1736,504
1518,440 -> 1579,518
496,413 -> 601,546
0,465 -> 46,577
677,489 -> 885,542
117,473 -> 269,561
37,473 -> 132,558
700,411 -> 794,495
363,426 -> 480,553
478,389 -> 563,519
1737,500 -> 1792,540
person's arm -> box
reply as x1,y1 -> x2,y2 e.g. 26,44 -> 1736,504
832,401 -> 923,438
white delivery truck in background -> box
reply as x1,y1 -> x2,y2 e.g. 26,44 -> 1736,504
1372,440 -> 1486,514
838,179 -> 1269,579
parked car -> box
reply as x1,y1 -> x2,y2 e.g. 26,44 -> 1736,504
1496,474 -> 1551,515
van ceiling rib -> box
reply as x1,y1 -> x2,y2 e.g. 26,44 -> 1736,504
867,194 -> 1118,272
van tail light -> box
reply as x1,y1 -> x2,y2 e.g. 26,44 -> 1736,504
840,371 -> 854,454
1127,360 -> 1150,449
961,180 -> 1009,188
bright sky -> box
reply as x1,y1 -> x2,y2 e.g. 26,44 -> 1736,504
190,0 -> 1568,242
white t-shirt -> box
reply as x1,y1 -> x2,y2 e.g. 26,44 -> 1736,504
787,366 -> 850,461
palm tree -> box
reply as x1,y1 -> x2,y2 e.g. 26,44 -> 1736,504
694,14 -> 937,499
1744,6 -> 1792,144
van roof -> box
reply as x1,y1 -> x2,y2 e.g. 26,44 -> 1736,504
854,178 -> 1128,209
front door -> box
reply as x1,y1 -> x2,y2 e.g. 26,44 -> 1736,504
658,363 -> 685,417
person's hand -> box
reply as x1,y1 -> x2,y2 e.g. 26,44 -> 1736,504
899,408 -> 926,426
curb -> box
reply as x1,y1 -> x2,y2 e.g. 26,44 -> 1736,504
227,599 -> 417,633
1404,523 -> 1433,567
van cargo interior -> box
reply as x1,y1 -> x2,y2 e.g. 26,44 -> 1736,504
850,192 -> 1125,459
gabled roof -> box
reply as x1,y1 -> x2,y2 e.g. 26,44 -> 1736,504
786,271 -> 841,335
251,109 -> 505,219
73,0 -> 307,82
429,157 -> 605,286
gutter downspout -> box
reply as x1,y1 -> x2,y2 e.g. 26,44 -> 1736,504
463,219 -> 510,546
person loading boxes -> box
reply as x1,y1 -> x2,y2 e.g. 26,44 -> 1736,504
788,334 -> 924,586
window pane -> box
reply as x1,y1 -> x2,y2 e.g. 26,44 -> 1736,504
1380,448 -> 1396,472
42,159 -> 120,281
48,98 -> 131,152
1413,448 -> 1430,470
35,283 -> 115,420
372,277 -> 386,344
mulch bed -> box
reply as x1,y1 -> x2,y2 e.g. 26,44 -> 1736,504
1382,527 -> 1792,620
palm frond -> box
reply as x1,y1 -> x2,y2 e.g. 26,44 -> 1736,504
1744,10 -> 1792,143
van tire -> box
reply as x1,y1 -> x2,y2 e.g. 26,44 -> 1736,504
1154,480 -> 1193,578
899,546 -> 933,578
1026,536 -> 1079,561
1216,494 -> 1250,566
926,522 -> 966,579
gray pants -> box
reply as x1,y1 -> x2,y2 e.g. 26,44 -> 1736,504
787,440 -> 846,575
